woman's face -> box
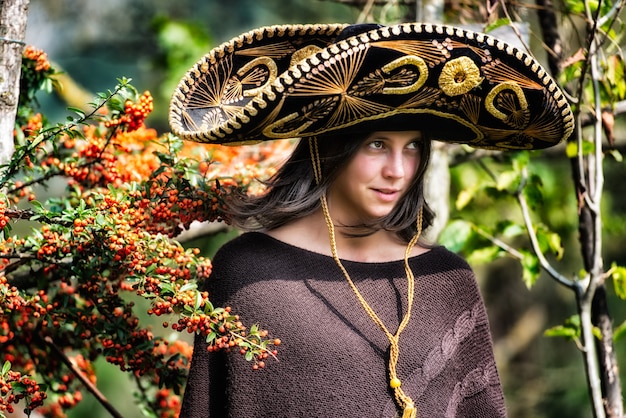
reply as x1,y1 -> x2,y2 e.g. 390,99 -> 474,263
327,131 -> 422,225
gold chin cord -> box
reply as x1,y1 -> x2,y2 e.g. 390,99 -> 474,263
308,137 -> 421,418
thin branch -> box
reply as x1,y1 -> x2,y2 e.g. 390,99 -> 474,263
42,335 -> 123,418
471,225 -> 525,260
498,0 -> 533,55
577,290 -> 607,418
356,0 -> 377,22
516,168 -> 576,289
5,208 -> 73,226
597,0 -> 625,28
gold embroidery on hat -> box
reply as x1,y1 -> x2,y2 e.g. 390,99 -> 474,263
328,96 -> 393,128
480,95 -> 566,150
262,96 -> 339,137
235,40 -> 297,59
179,56 -> 246,132
485,82 -> 529,128
189,56 -> 234,108
264,44 -> 400,137
287,44 -> 369,96
290,45 -> 323,66
398,87 -> 440,109
459,94 -> 481,124
372,39 -> 461,67
200,108 -> 227,131
381,56 -> 428,95
351,56 -> 428,96
438,56 -> 483,97
523,100 -> 569,143
482,59 -> 543,89
237,57 -> 278,97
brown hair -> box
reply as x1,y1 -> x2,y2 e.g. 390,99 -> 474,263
225,132 -> 435,243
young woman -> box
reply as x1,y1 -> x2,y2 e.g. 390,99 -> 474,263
169,22 -> 574,417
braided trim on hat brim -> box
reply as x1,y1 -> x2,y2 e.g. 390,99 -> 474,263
169,22 -> 574,150
169,23 -> 348,141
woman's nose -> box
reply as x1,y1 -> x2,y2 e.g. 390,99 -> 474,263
382,152 -> 405,178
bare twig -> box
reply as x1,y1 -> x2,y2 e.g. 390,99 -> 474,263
42,335 -> 123,418
497,0 -> 533,54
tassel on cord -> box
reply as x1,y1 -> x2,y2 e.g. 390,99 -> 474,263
309,137 -> 421,418
403,403 -> 417,418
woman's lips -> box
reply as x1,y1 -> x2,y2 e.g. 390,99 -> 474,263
372,188 -> 400,202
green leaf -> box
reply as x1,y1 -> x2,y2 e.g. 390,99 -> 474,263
179,282 -> 197,293
608,149 -> 623,162
203,300 -> 215,314
11,381 -> 26,394
29,200 -> 45,212
521,249 -> 541,288
495,170 -> 519,192
484,18 -> 512,33
496,220 -> 524,239
613,320 -> 626,342
194,291 -> 202,311
611,263 -> 626,300
544,324 -> 579,339
535,225 -> 564,260
2,360 -> 10,376
564,0 -> 587,13
249,323 -> 259,335
544,315 -> 581,339
565,140 -> 595,158
455,188 -> 476,210
523,174 -> 544,209
439,219 -> 473,253
67,106 -> 86,119
466,246 -> 502,265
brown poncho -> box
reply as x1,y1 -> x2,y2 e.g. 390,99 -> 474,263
181,232 -> 507,417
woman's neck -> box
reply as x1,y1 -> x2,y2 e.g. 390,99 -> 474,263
264,209 -> 427,262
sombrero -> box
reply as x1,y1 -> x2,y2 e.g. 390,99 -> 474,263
169,22 -> 574,150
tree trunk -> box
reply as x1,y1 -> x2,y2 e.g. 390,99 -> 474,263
592,285 -> 623,418
537,0 -> 623,413
0,0 -> 30,164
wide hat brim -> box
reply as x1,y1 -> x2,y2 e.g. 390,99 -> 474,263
169,22 -> 574,150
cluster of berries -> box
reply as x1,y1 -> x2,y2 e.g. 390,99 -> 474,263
22,46 -> 51,72
105,91 -> 154,132
0,370 -> 47,415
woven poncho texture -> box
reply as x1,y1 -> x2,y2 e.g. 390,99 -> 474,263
181,232 -> 507,417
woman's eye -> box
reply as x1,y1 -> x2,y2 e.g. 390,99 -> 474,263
368,141 -> 384,150
406,141 -> 420,150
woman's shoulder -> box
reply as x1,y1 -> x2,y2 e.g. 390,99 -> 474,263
428,245 -> 471,264
413,245 -> 474,275
211,231 -> 308,269
216,231 -> 270,251
213,232 -> 279,260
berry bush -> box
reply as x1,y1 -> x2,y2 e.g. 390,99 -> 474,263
0,47 -> 290,418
